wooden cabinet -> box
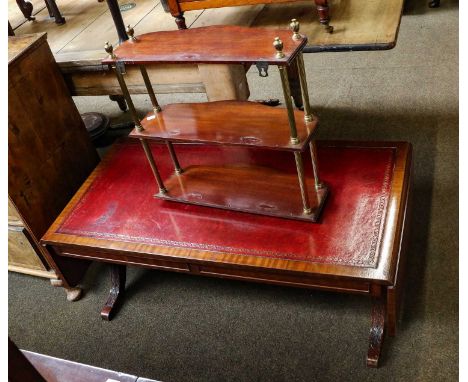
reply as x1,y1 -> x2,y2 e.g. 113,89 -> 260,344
8,33 -> 100,299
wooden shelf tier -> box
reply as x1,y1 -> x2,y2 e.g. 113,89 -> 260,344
129,101 -> 317,151
102,25 -> 307,66
156,164 -> 328,222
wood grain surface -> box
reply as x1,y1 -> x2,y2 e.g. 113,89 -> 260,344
102,25 -> 307,65
130,101 -> 317,151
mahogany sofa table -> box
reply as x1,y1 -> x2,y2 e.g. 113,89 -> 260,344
42,139 -> 412,368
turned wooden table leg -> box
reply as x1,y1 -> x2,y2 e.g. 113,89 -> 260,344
314,0 -> 333,33
367,285 -> 386,367
101,264 -> 126,321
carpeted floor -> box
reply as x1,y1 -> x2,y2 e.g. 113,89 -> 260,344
8,0 -> 458,381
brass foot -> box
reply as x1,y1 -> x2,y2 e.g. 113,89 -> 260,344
324,24 -> 334,33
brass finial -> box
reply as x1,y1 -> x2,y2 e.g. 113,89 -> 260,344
126,25 -> 136,41
273,37 -> 285,58
104,41 -> 116,59
290,19 -> 301,41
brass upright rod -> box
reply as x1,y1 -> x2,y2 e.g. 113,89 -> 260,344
139,65 -> 182,174
140,139 -> 167,195
139,65 -> 161,114
278,66 -> 299,144
114,66 -> 143,131
295,54 -> 322,190
166,142 -> 183,174
294,152 -> 312,214
296,53 -> 313,122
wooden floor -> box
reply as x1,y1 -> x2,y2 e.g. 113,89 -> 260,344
9,0 -> 404,66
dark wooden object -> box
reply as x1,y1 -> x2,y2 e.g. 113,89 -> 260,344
105,0 -> 128,43
162,0 -> 332,32
42,139 -> 412,367
130,101 -> 317,151
8,33 -> 100,298
15,0 -> 34,21
8,338 -> 46,382
101,264 -> 126,320
102,25 -> 307,66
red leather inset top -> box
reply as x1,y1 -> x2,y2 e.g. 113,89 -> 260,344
57,141 -> 394,268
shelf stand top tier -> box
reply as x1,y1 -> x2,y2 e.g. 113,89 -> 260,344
102,25 -> 307,66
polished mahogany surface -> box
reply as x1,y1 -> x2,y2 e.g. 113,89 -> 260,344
130,101 -> 317,151
158,164 -> 328,222
102,26 -> 307,65
49,140 -> 399,269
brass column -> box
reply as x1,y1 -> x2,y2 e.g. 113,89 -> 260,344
294,152 -> 312,214
139,65 -> 182,174
278,66 -> 299,145
140,139 -> 167,195
105,41 -> 167,194
296,53 -> 323,190
274,48 -> 311,213
114,63 -> 143,131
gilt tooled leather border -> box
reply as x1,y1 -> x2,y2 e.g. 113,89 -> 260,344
57,150 -> 395,268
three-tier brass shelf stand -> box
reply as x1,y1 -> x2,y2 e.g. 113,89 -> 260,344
103,21 -> 329,222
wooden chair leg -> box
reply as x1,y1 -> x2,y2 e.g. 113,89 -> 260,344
175,13 -> 187,30
101,264 -> 126,321
44,0 -> 65,24
313,0 -> 333,33
367,285 -> 386,367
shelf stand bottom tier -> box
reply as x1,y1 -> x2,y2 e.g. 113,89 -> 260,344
155,164 -> 329,222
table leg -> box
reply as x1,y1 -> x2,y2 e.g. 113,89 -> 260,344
101,264 -> 126,321
44,0 -> 65,24
367,285 -> 386,367
313,0 -> 333,33
16,0 -> 35,21
105,0 -> 128,43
